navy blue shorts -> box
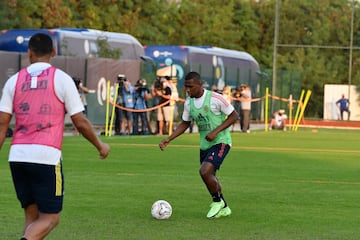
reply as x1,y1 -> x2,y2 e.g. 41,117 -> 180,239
10,161 -> 64,213
200,143 -> 230,170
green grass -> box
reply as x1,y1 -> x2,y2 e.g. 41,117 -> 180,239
1,128 -> 360,239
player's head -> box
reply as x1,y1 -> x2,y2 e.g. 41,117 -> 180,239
184,71 -> 203,98
28,33 -> 55,60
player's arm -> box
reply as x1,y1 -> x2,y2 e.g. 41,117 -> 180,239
159,120 -> 191,151
160,99 -> 191,151
0,112 -> 11,149
71,113 -> 110,159
206,110 -> 238,142
0,76 -> 16,149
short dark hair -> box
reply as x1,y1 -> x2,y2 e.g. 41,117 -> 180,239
185,71 -> 201,83
28,33 -> 53,56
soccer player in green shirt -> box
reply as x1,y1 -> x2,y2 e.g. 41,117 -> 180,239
159,71 -> 238,219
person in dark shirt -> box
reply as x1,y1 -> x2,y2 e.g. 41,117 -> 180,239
336,94 -> 350,120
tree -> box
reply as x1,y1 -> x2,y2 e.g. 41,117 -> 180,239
0,0 -> 73,29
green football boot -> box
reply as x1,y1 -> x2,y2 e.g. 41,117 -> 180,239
215,206 -> 232,218
206,200 -> 225,219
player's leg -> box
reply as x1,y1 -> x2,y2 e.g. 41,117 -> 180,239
23,204 -> 39,233
200,165 -> 230,209
199,162 -> 221,198
199,162 -> 224,218
23,210 -> 60,240
23,162 -> 64,239
199,143 -> 231,218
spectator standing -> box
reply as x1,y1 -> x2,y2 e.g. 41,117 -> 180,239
133,79 -> 152,135
120,77 -> 135,135
222,86 -> 232,104
231,86 -> 242,132
336,94 -> 350,120
114,75 -> 124,135
78,80 -> 92,117
72,77 -> 89,135
239,84 -> 252,133
222,86 -> 235,131
0,33 -> 110,240
152,77 -> 172,135
115,74 -> 134,135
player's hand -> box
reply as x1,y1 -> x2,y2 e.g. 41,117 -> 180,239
98,142 -> 110,159
205,132 -> 216,142
159,138 -> 170,151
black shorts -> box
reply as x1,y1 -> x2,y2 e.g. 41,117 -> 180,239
10,161 -> 64,213
200,143 -> 230,170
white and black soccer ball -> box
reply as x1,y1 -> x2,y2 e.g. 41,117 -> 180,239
151,200 -> 172,220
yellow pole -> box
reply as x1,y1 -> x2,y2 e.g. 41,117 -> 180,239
108,83 -> 119,136
292,89 -> 305,131
105,80 -> 111,136
294,90 -> 312,131
289,94 -> 293,127
265,87 -> 269,131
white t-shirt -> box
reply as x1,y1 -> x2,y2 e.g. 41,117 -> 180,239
275,113 -> 287,126
0,62 -> 84,165
240,88 -> 251,110
182,90 -> 234,122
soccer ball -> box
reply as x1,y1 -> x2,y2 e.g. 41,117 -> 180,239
151,200 -> 172,220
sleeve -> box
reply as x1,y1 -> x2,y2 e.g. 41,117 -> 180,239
182,98 -> 192,121
54,69 -> 84,116
211,92 -> 234,116
220,99 -> 235,115
0,74 -> 18,114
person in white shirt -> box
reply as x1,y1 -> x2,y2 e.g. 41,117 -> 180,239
269,109 -> 287,130
0,33 -> 110,240
239,84 -> 252,133
159,71 -> 238,219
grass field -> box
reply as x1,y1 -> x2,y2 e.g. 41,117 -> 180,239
1,127 -> 360,240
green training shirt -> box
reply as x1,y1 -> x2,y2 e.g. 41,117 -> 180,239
190,90 -> 232,150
